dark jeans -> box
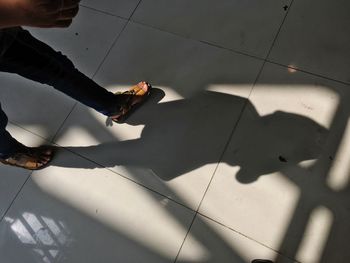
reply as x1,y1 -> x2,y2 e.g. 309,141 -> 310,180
0,28 -> 121,158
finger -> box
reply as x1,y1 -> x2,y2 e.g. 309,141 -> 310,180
59,6 -> 79,19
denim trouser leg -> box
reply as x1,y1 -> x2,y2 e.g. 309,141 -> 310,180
0,28 -> 121,157
0,103 -> 23,159
0,28 -> 121,116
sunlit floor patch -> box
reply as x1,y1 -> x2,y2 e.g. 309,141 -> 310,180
296,206 -> 333,263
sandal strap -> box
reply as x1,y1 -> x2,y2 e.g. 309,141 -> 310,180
110,82 -> 151,123
0,146 -> 53,170
1,154 -> 40,170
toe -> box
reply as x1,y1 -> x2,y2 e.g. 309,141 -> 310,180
36,162 -> 45,169
137,81 -> 150,93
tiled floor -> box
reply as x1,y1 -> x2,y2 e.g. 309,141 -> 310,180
0,0 -> 349,262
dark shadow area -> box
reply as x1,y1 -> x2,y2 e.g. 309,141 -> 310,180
47,88 -> 338,263
48,86 -> 350,263
3,64 -> 350,262
1,3 -> 350,261
52,88 -> 328,185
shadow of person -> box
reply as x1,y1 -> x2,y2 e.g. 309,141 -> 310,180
52,88 -> 328,184
224,107 -> 328,184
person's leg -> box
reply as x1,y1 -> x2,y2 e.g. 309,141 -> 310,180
0,28 -> 122,116
0,102 -> 53,169
0,28 -> 149,169
0,102 -> 23,159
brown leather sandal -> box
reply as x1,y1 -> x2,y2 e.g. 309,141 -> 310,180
109,81 -> 152,124
0,146 -> 54,170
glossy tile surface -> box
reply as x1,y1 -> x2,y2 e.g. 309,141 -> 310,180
177,215 -> 296,263
0,72 -> 75,142
0,149 -> 194,262
0,125 -> 45,219
199,63 -> 350,262
53,22 -> 263,209
132,0 -> 292,58
28,6 -> 127,78
269,0 -> 350,83
1,0 -> 349,262
82,0 -> 140,18
0,7 -> 126,141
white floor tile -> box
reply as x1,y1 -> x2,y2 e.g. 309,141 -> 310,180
1,1 -> 348,262
94,22 -> 263,98
177,215 -> 295,263
28,6 -> 127,77
0,72 -> 76,141
199,63 -> 350,262
0,148 -> 194,263
132,0 -> 291,58
269,0 -> 350,84
82,0 -> 141,18
53,22 -> 263,209
0,7 -> 127,141
0,165 -> 29,220
0,125 -> 49,219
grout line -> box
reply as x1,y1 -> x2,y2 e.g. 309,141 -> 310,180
129,14 -> 350,87
173,60 -> 267,262
265,0 -> 296,59
0,4 -> 344,262
5,121 -> 196,215
80,2 -> 266,62
131,18 -> 266,61
2,3 -> 346,261
91,0 -> 144,80
83,2 -> 349,86
80,4 -> 128,20
8,124 -> 297,261
175,2 -> 295,256
200,0 -> 297,181
8,121 -> 49,142
173,4 -> 299,259
195,60 -> 266,212
266,60 -> 350,86
175,3 -> 301,261
0,171 -> 33,223
197,213 -> 302,263
81,0 -> 143,20
129,0 -> 144,20
199,39 -> 263,61
174,212 -> 198,263
47,142 -> 196,213
50,1 -> 144,144
193,38 -> 268,214
50,102 -> 78,143
91,22 -> 129,80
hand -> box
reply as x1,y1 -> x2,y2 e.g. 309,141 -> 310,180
1,0 -> 80,28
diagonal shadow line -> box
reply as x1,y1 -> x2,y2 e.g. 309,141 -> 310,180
42,88 -> 335,262
2,1 -> 350,260
274,95 -> 350,263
